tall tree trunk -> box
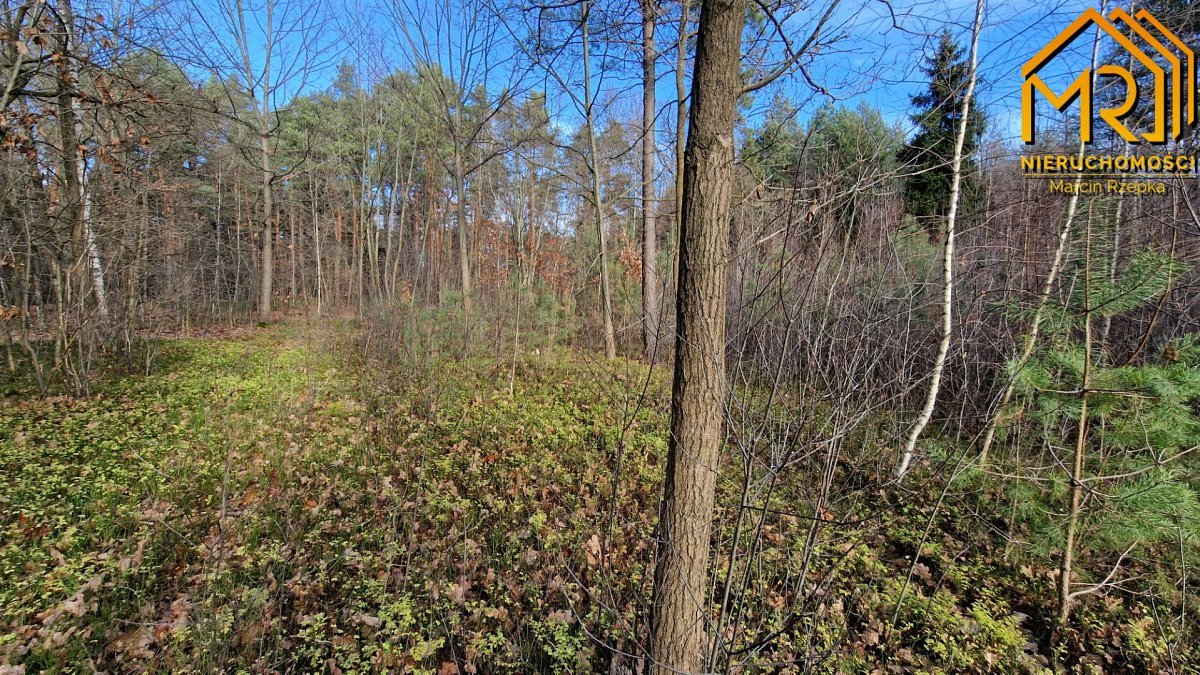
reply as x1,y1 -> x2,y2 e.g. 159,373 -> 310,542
235,180 -> 243,303
335,206 -> 344,305
672,0 -> 691,285
56,0 -> 108,321
80,185 -> 107,320
649,0 -> 744,670
127,188 -> 149,320
312,179 -> 324,315
369,194 -> 382,302
641,0 -> 661,362
894,0 -> 983,479
581,0 -> 617,360
455,144 -> 472,316
390,152 -> 417,300
354,194 -> 364,315
297,183 -> 307,306
383,144 -> 403,302
289,199 -> 297,304
257,129 -> 274,324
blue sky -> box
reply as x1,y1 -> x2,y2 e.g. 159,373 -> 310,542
518,0 -> 1107,147
170,0 -> 1130,148
778,0 -> 1098,142
527,0 -> 1109,149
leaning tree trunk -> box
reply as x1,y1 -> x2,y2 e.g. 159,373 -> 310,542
649,0 -> 744,671
977,9 -> 1105,467
894,0 -> 983,479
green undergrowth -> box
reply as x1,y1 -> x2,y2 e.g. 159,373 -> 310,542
1,324 -> 671,673
0,323 -> 1195,673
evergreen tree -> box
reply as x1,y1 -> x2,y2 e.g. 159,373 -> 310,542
742,92 -> 804,187
807,102 -> 904,241
900,32 -> 985,238
1000,213 -> 1200,623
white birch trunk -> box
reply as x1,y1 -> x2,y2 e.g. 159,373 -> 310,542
895,0 -> 984,479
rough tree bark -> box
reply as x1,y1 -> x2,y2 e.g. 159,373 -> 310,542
649,0 -> 744,671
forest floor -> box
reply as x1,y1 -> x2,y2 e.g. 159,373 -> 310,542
0,321 -> 1189,673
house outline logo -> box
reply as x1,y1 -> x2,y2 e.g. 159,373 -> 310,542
1022,7 -> 1196,145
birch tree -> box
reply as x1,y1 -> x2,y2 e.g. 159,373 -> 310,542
894,0 -> 984,479
54,0 -> 109,321
976,5 -> 1106,466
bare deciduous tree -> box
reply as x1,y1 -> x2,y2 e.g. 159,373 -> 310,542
171,0 -> 335,324
641,0 -> 661,363
650,0 -> 744,669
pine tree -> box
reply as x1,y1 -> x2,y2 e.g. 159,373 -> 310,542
807,102 -> 904,241
742,93 -> 803,187
900,32 -> 985,239
1001,209 -> 1200,625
